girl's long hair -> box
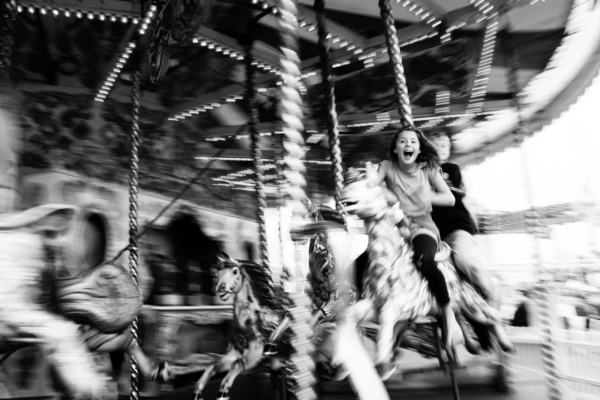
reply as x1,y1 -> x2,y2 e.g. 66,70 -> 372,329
387,127 -> 439,169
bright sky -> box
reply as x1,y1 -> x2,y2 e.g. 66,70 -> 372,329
463,72 -> 600,270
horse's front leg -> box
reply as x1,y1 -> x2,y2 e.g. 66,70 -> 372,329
193,348 -> 239,400
217,339 -> 264,400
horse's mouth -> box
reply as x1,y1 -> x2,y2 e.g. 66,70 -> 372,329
219,293 -> 231,301
341,200 -> 357,208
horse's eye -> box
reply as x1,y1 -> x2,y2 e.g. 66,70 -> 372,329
100,271 -> 117,280
233,268 -> 239,275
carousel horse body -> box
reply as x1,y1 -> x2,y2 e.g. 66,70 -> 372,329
147,0 -> 215,83
332,174 -> 504,400
0,204 -> 162,399
303,204 -> 363,379
192,255 -> 290,400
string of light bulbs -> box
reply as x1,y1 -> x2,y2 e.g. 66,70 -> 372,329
447,14 -> 499,127
94,3 -> 158,102
397,0 -> 441,28
16,1 -> 139,22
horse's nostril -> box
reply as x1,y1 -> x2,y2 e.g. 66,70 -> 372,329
219,284 -> 226,293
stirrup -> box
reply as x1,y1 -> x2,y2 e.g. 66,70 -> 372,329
263,342 -> 277,356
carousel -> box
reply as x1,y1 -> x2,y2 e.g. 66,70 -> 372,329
0,0 -> 599,399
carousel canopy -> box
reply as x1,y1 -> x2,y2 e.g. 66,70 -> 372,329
6,0 -> 600,214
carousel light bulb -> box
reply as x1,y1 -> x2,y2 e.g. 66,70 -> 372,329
150,5 -> 157,11
64,10 -> 70,17
111,16 -> 117,22
99,14 -> 105,20
17,5 -> 22,12
121,16 -> 128,23
40,8 -> 47,14
52,9 -> 59,16
192,38 -> 199,43
133,18 -> 139,24
88,13 -> 94,19
28,7 -> 34,13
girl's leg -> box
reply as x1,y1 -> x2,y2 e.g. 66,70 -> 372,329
412,234 -> 464,347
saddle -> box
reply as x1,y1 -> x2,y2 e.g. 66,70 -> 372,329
0,204 -> 75,232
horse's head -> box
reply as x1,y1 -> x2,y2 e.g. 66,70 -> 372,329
340,171 -> 389,221
55,262 -> 140,333
212,254 -> 244,302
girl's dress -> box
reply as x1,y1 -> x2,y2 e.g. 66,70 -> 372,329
379,160 -> 441,241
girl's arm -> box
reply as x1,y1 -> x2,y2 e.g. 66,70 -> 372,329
365,161 -> 386,186
431,171 -> 455,207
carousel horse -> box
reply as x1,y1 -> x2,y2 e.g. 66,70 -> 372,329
329,168 -> 512,400
301,201 -> 363,379
147,0 -> 215,83
0,204 -> 166,399
191,254 -> 291,400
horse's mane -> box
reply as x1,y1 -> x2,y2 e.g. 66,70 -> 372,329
240,261 -> 280,311
315,205 -> 346,226
216,256 -> 280,311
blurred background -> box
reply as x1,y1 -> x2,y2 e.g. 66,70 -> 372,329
1,0 -> 600,398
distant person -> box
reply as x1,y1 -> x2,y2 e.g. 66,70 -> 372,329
512,290 -> 540,327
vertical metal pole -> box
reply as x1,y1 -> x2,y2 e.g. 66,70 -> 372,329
246,12 -> 270,271
0,0 -> 16,88
128,70 -> 142,400
378,0 -> 413,128
502,28 -> 562,400
314,0 -> 344,211
276,0 -> 317,399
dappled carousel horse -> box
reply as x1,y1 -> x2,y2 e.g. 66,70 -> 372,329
301,202 -> 363,379
191,254 -> 291,400
0,204 -> 165,399
330,169 -> 511,400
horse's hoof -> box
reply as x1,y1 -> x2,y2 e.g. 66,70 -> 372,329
499,339 -> 515,354
263,342 -> 278,356
153,362 -> 171,382
216,390 -> 230,400
377,361 -> 398,381
333,366 -> 350,381
464,337 -> 481,355
192,392 -> 203,400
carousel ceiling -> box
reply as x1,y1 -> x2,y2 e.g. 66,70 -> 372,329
7,0 -> 600,215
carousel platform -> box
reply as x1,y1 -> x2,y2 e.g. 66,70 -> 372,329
127,348 -> 556,400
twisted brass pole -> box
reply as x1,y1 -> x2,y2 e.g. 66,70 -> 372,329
276,0 -> 317,399
378,0 -> 413,128
128,70 -> 142,400
314,0 -> 344,211
246,12 -> 270,271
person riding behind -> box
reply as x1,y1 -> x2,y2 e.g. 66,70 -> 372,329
429,130 -> 514,352
429,131 -> 492,300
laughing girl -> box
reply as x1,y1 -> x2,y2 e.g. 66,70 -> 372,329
373,127 -> 463,348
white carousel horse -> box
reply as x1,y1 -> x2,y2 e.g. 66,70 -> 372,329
328,168 -> 512,400
0,204 -> 166,399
